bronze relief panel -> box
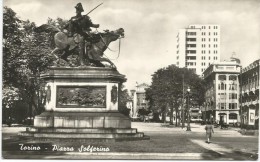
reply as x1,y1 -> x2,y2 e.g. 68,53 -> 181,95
56,86 -> 106,108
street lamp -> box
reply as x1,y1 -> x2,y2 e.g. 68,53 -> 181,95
186,87 -> 191,131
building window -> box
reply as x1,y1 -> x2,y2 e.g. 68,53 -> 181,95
209,38 -> 210,41
218,82 -> 226,90
229,93 -> 237,99
229,103 -> 237,109
229,113 -> 237,119
209,26 -> 211,29
229,84 -> 237,90
218,75 -> 226,80
220,103 -> 226,109
229,75 -> 237,80
187,38 -> 196,41
209,32 -> 210,36
188,32 -> 196,35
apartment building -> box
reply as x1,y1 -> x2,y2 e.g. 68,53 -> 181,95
202,59 -> 241,124
176,24 -> 220,76
129,83 -> 149,118
240,59 -> 259,128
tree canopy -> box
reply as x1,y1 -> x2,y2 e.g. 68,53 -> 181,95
3,7 -> 56,122
146,65 -> 205,125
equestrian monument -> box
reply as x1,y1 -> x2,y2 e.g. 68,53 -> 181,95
19,3 -> 147,141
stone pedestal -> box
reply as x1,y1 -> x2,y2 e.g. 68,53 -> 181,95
19,67 -> 148,141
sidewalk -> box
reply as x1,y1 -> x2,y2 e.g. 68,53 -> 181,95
132,122 -> 243,136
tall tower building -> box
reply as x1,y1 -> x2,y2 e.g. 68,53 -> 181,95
176,24 -> 220,76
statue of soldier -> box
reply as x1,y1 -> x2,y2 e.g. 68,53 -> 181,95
65,3 -> 99,37
64,3 -> 100,65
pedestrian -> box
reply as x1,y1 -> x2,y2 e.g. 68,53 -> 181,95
219,119 -> 223,129
205,121 -> 214,143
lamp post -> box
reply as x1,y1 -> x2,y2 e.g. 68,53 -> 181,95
182,74 -> 185,128
186,87 -> 191,131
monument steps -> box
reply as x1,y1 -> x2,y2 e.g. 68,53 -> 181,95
27,127 -> 138,134
115,135 -> 150,141
18,131 -> 144,139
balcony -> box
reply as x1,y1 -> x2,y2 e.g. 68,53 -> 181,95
186,53 -> 196,57
187,41 -> 196,44
186,47 -> 197,50
186,59 -> 196,63
186,35 -> 197,38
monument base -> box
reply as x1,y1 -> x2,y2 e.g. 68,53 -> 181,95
19,111 -> 149,141
18,67 -> 149,141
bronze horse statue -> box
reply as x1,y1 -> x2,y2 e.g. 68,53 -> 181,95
87,28 -> 124,67
35,16 -> 124,67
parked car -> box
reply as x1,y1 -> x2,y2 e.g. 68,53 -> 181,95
190,118 -> 202,123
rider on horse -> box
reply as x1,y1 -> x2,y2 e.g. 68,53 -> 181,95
64,3 -> 99,42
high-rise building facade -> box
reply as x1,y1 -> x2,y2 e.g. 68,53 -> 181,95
176,24 -> 220,76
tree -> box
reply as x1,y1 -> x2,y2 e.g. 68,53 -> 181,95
118,84 -> 131,117
3,7 -> 55,124
146,65 -> 205,126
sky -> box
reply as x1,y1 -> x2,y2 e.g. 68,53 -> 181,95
3,0 -> 260,90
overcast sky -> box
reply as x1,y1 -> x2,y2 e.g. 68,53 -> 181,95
3,0 -> 260,90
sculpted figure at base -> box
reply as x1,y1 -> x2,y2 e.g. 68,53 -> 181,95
35,2 -> 124,68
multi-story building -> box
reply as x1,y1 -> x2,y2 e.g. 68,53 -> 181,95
240,59 -> 259,129
176,24 -> 220,76
129,83 -> 149,118
202,59 -> 241,124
